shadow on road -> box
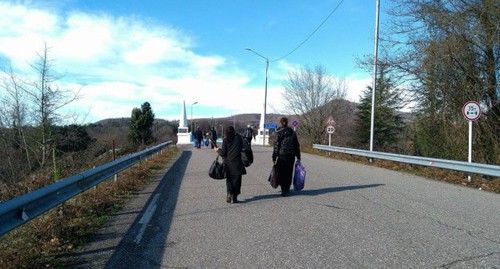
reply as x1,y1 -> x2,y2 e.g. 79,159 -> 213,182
242,184 -> 385,203
100,150 -> 191,268
61,150 -> 191,268
299,184 -> 385,196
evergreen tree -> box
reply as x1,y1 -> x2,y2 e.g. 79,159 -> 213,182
355,66 -> 405,151
54,124 -> 93,153
129,102 -> 155,145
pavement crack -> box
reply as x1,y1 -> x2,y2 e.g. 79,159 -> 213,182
356,193 -> 500,246
437,251 -> 500,268
320,203 -> 349,210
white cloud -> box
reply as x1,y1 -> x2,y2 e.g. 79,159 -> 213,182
56,13 -> 114,62
0,2 -> 59,69
346,75 -> 372,103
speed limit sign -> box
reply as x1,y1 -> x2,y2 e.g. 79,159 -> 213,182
462,101 -> 481,121
326,125 -> 335,134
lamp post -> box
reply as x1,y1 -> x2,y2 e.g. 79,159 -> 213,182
370,0 -> 380,153
190,101 -> 198,137
245,47 -> 269,146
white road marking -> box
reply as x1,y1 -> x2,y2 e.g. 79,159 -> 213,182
134,193 -> 160,244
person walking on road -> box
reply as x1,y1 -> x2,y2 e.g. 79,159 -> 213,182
213,126 -> 246,203
272,117 -> 301,197
243,124 -> 255,145
194,126 -> 203,149
209,126 -> 217,149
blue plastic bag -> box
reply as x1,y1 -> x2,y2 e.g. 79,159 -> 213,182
293,160 -> 306,191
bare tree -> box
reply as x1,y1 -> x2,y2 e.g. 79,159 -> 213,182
0,43 -> 81,182
22,43 -> 81,168
384,0 -> 499,163
282,65 -> 347,144
0,67 -> 32,182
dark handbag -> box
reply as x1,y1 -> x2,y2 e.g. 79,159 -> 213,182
268,164 -> 279,188
209,155 -> 226,180
269,136 -> 282,189
241,140 -> 253,167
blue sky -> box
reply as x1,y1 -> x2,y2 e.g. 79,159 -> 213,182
0,0 -> 388,123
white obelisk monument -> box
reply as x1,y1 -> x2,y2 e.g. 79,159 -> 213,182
176,100 -> 191,144
255,103 -> 269,145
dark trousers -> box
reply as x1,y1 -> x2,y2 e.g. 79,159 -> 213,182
226,173 -> 242,196
211,137 -> 217,148
277,154 -> 295,193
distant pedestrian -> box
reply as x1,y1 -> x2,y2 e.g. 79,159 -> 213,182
213,126 -> 246,203
272,117 -> 301,197
194,127 -> 203,149
243,124 -> 255,145
209,126 -> 217,149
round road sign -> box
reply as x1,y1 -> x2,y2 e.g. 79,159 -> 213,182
326,126 -> 335,134
462,101 -> 481,121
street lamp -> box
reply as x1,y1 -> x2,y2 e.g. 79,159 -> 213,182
191,101 -> 198,136
245,47 -> 269,146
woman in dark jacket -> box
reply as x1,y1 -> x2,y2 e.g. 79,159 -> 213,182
272,117 -> 301,196
213,126 -> 246,203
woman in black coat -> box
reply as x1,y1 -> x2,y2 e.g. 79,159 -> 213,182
213,126 -> 246,203
272,117 -> 301,196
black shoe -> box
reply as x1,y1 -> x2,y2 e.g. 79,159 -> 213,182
281,190 -> 289,197
232,195 -> 238,203
226,194 -> 232,203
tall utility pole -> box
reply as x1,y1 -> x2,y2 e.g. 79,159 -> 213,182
370,0 -> 380,153
245,48 -> 269,146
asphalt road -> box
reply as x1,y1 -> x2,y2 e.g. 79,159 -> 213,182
69,144 -> 500,268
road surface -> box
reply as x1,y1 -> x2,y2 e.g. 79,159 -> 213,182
68,144 -> 500,268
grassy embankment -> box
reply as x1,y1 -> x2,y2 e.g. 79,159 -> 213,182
0,146 -> 179,269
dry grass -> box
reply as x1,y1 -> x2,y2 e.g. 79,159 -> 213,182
0,147 -> 179,269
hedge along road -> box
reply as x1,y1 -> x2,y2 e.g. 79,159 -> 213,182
69,144 -> 500,268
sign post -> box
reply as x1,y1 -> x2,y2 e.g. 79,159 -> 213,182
325,116 -> 336,146
462,101 -> 481,182
326,126 -> 335,146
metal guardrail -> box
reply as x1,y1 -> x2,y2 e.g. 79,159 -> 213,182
0,141 -> 173,237
313,144 -> 500,178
